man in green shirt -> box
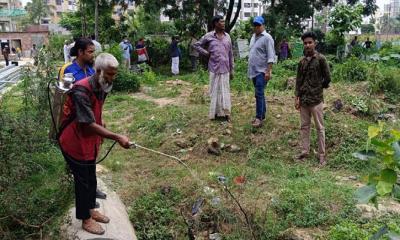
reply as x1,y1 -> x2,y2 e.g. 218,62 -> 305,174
295,32 -> 331,166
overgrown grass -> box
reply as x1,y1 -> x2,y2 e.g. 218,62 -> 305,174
100,64 -> 399,239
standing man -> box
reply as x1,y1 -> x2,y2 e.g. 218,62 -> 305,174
295,32 -> 331,166
364,37 -> 372,49
189,35 -> 199,71
248,16 -> 275,128
63,40 -> 70,63
193,15 -> 234,122
119,36 -> 133,69
170,36 -> 181,75
31,44 -> 38,65
91,35 -> 103,54
59,53 -> 131,235
2,45 -> 10,66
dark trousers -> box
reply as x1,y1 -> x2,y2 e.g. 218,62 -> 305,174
64,154 -> 96,220
252,73 -> 267,120
190,56 -> 198,70
5,58 -> 9,66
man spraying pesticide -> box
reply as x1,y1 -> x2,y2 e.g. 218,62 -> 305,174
58,53 -> 131,235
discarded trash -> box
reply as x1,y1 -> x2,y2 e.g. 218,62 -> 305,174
192,198 -> 204,215
234,176 -> 246,185
217,176 -> 227,184
203,186 -> 215,195
209,232 -> 221,240
211,197 -> 221,206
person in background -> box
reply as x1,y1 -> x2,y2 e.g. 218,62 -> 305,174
350,36 -> 358,47
91,35 -> 102,54
119,36 -> 133,69
364,37 -> 372,49
248,16 -> 275,128
279,38 -> 289,61
294,31 -> 331,166
189,34 -> 199,71
16,47 -> 21,60
31,44 -> 38,65
64,40 -> 70,63
2,45 -> 10,66
59,53 -> 131,235
135,38 -> 149,64
170,36 -> 181,75
193,15 -> 234,122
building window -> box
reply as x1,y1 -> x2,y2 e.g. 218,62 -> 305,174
57,12 -> 62,17
56,0 -> 62,5
42,19 -> 49,24
244,12 -> 251,17
254,3 -> 258,8
68,0 -> 73,5
253,12 -> 258,17
244,3 -> 251,8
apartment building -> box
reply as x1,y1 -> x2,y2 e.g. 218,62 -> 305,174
41,0 -> 78,25
0,0 -> 24,32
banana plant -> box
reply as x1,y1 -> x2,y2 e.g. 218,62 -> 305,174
354,122 -> 400,204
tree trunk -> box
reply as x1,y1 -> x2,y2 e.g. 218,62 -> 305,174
225,0 -> 235,31
228,0 -> 241,33
95,0 -> 99,40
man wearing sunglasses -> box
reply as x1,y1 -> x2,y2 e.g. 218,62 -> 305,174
248,16 -> 275,128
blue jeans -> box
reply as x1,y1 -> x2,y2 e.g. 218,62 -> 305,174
252,73 -> 267,120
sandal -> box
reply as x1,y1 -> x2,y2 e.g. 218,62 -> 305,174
82,218 -> 105,235
91,210 -> 110,223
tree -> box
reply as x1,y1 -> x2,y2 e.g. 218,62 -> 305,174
361,24 -> 375,34
60,0 -> 119,42
328,3 -> 363,44
133,0 -> 242,36
347,0 -> 378,16
25,0 -> 55,24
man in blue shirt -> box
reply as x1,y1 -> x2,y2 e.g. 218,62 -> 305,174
119,36 -> 133,69
247,16 -> 275,128
59,38 -> 95,82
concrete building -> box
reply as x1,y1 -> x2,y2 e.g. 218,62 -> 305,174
41,0 -> 78,25
383,0 -> 400,18
0,0 -> 25,32
230,0 -> 268,21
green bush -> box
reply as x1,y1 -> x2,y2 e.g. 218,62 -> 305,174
104,43 -> 124,63
128,188 -> 184,239
48,34 -> 71,61
332,57 -> 368,82
147,37 -> 170,66
0,52 -> 73,239
113,67 -> 140,92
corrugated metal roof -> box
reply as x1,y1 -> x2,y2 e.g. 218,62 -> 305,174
0,8 -> 26,17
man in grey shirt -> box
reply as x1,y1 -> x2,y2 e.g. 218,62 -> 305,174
248,16 -> 275,128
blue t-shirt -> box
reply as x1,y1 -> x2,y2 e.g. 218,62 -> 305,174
64,61 -> 95,82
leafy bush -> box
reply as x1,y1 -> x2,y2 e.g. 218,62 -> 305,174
113,67 -> 140,92
332,57 -> 368,82
354,123 -> 400,204
48,34 -> 71,61
104,43 -> 124,64
0,53 -> 73,239
147,37 -> 171,66
128,188 -> 184,239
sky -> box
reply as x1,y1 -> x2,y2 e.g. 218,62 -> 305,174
20,0 -> 389,10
